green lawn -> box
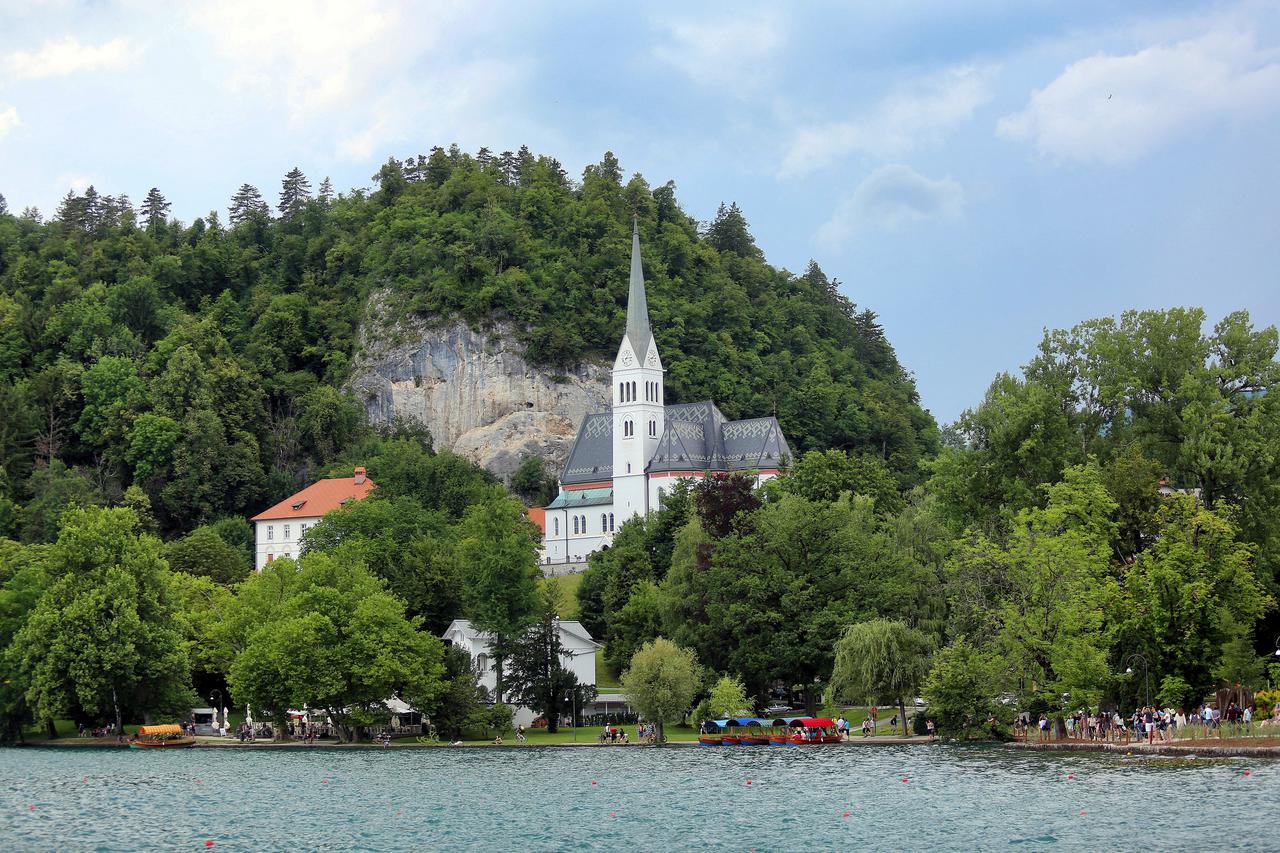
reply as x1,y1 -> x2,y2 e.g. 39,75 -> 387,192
411,724 -> 700,745
595,654 -> 621,689
547,573 -> 583,619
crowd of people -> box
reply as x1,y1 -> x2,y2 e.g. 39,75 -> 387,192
1020,701 -> 1267,743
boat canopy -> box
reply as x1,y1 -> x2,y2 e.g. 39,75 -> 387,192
701,721 -> 723,731
781,717 -> 836,728
138,724 -> 183,735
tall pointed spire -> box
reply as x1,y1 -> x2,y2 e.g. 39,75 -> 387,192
625,215 -> 652,359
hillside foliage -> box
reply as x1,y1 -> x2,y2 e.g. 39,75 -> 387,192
0,145 -> 935,546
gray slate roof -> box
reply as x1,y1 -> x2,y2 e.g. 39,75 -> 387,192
559,401 -> 792,484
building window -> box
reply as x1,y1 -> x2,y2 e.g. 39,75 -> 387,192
572,516 -> 579,535
553,517 -> 560,536
649,419 -> 656,437
623,418 -> 634,438
477,653 -> 488,673
579,515 -> 586,533
267,525 -> 274,541
601,513 -> 607,531
283,524 -> 290,539
609,513 -> 615,531
266,553 -> 273,562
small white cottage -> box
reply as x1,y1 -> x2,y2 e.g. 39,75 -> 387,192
442,618 -> 601,728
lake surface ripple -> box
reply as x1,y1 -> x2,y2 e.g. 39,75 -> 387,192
0,743 -> 1274,851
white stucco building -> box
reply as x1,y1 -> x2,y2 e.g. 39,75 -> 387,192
442,618 -> 601,728
534,220 -> 791,568
249,467 -> 376,570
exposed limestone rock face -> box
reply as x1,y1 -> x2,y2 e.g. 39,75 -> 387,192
348,300 -> 609,481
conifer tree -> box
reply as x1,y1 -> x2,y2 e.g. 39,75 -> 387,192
140,188 -> 171,229
20,206 -> 40,223
82,186 -> 103,229
425,146 -> 451,185
55,190 -> 85,229
228,183 -> 268,225
278,167 -> 311,218
317,177 -> 333,205
0,193 -> 7,215
497,150 -> 517,186
516,145 -> 535,185
476,147 -> 493,170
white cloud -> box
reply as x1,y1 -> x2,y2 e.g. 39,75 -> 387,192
190,0 -> 405,122
817,164 -> 963,247
652,11 -> 785,95
997,28 -> 1280,164
54,173 -> 93,194
780,65 -> 995,177
5,36 -> 135,79
0,104 -> 20,139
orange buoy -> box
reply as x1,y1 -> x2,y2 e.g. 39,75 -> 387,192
1079,811 -> 1087,816
1244,769 -> 1251,776
592,780 -> 598,785
746,780 -> 753,785
609,812 -> 617,817
843,812 -> 850,818
205,841 -> 214,847
1067,774 -> 1074,780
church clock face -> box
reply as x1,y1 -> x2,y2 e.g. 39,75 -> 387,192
646,350 -> 659,367
621,351 -> 633,366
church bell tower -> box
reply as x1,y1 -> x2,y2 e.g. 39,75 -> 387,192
611,217 -> 664,520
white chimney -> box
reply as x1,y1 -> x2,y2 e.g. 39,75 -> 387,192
354,466 -> 366,485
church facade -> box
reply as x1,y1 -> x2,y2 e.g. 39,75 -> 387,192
536,222 -> 790,567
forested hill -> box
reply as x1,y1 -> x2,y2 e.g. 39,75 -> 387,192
0,146 -> 936,542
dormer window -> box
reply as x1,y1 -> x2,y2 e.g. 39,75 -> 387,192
292,499 -> 306,511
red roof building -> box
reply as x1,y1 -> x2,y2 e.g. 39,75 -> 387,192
250,467 -> 375,569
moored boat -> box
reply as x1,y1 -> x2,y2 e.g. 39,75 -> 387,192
781,717 -> 841,745
129,724 -> 196,749
698,721 -> 724,745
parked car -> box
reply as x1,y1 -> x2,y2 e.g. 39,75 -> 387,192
763,704 -> 793,716
913,697 -> 927,707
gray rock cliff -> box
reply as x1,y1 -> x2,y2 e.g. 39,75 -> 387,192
348,295 -> 609,482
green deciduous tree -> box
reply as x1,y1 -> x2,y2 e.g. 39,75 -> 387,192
921,639 -> 1006,738
227,552 -> 446,742
166,525 -> 251,585
8,507 -> 194,733
620,637 -> 701,743
455,497 -> 541,701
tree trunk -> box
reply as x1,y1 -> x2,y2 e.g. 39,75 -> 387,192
656,720 -> 665,744
494,646 -> 505,703
45,719 -> 57,740
113,685 -> 122,738
899,697 -> 908,737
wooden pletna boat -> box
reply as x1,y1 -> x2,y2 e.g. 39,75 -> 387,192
698,721 -> 723,745
780,717 -> 841,744
129,724 -> 196,749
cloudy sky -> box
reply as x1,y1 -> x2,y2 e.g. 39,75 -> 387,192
2,0 -> 1278,422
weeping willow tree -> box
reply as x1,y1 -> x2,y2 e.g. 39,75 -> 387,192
830,619 -> 934,736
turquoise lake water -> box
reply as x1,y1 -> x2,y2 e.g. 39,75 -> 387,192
0,744 -> 1274,851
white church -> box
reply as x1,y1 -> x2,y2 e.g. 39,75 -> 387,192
535,220 -> 791,567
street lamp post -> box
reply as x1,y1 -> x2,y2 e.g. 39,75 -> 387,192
1124,654 -> 1150,708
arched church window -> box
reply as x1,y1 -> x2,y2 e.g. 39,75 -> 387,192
573,516 -> 579,535
609,513 -> 615,531
601,513 -> 607,531
553,517 -> 559,536
649,419 -> 656,437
